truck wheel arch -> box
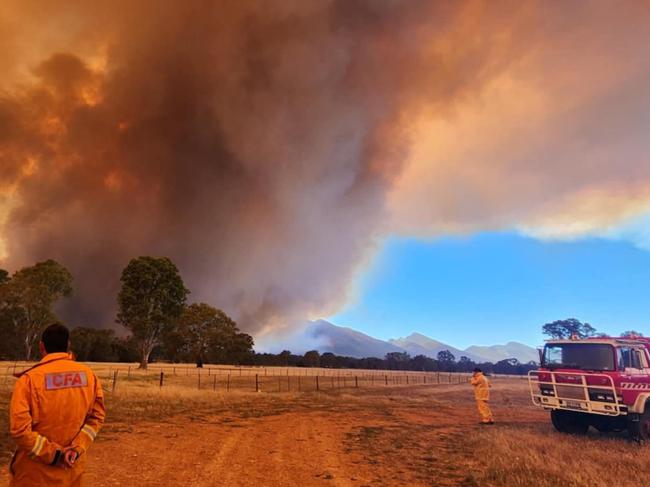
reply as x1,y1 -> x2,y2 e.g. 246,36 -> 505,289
630,394 -> 650,413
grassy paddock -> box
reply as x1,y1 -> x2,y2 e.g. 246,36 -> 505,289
6,363 -> 645,486
2,361 -> 502,396
0,361 -> 507,469
470,422 -> 650,486
0,372 -> 650,487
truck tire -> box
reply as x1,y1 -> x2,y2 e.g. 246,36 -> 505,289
628,409 -> 650,442
551,410 -> 589,434
591,415 -> 626,433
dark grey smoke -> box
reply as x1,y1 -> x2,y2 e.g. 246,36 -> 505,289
0,1 -> 531,332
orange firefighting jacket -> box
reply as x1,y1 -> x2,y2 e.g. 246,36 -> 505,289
470,372 -> 490,401
9,352 -> 105,486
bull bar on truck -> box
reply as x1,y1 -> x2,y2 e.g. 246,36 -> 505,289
528,370 -> 625,416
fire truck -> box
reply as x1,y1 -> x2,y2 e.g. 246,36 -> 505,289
529,335 -> 650,440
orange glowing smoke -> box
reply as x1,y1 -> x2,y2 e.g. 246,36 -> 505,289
1,1 -> 650,331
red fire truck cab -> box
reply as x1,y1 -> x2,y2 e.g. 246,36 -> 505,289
529,336 -> 650,440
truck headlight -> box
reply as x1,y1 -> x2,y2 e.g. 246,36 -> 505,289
589,390 -> 615,402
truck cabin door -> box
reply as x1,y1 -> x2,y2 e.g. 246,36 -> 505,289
618,347 -> 648,374
618,347 -> 650,403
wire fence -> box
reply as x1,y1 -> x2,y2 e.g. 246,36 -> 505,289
1,361 -> 526,394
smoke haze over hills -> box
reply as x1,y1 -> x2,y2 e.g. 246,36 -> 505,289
261,320 -> 538,363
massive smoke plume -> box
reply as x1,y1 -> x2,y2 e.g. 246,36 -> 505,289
1,1 -> 650,334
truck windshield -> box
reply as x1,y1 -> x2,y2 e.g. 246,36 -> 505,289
543,343 -> 615,371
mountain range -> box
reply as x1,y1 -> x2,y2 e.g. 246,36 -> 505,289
302,320 -> 538,364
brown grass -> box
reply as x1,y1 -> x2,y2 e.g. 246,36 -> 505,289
471,423 -> 650,487
0,383 -> 11,464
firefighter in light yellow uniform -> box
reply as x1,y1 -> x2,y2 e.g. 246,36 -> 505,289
470,367 -> 494,425
9,323 -> 105,486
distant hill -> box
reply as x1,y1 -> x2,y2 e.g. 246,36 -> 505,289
306,320 -> 404,358
465,342 -> 539,364
295,320 -> 538,363
389,333 -> 485,362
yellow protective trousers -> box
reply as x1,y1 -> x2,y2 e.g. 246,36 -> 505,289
476,399 -> 494,423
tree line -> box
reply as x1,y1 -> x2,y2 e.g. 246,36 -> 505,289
6,328 -> 534,375
2,257 -> 643,372
541,317 -> 644,340
0,256 -> 535,373
0,257 -> 254,369
252,349 -> 538,375
61,317 -> 644,372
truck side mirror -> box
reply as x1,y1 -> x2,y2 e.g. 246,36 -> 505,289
537,348 -> 543,365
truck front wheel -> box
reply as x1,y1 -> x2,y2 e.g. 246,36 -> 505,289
628,409 -> 650,442
551,410 -> 589,434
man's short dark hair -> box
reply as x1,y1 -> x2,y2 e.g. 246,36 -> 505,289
473,367 -> 482,373
41,323 -> 70,353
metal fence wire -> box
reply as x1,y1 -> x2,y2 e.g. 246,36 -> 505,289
3,362 -> 525,395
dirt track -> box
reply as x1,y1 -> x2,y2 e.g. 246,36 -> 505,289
1,381 -> 543,487
86,412 -> 378,486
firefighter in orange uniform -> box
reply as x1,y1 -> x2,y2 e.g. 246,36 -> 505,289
471,367 -> 494,425
9,323 -> 105,486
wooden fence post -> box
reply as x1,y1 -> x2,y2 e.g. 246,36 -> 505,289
127,366 -> 131,379
255,374 -> 259,392
227,373 -> 230,392
316,375 -> 320,391
112,370 -> 118,393
159,371 -> 164,388
355,376 -> 358,388
385,375 -> 388,386
198,371 -> 201,390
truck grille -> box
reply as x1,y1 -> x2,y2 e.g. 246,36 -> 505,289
529,370 -> 623,417
555,385 -> 586,400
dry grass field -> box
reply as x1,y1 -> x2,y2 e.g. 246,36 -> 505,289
2,363 -> 650,486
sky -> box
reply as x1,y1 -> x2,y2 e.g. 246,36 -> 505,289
2,1 -> 650,346
329,231 -> 650,349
